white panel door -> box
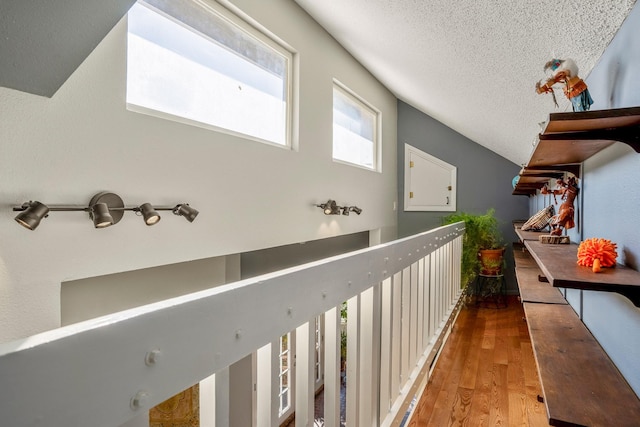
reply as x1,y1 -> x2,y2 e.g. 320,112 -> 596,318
404,144 -> 456,211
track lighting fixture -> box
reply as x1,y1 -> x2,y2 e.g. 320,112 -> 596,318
173,203 -> 199,223
315,200 -> 363,216
13,192 -> 199,231
349,206 -> 362,215
316,200 -> 341,215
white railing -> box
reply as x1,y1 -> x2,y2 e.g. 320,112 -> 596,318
0,223 -> 464,427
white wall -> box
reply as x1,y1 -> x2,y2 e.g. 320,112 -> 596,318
0,0 -> 398,343
61,255 -> 233,325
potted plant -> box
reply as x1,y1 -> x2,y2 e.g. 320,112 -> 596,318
443,209 -> 505,295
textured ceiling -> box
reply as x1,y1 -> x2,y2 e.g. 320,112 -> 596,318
294,0 -> 637,165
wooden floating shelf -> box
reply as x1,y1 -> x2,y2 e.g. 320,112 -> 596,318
528,138 -> 615,167
522,163 -> 582,177
513,243 -> 567,305
524,240 -> 640,307
513,106 -> 640,195
543,106 -> 640,136
513,226 -> 640,425
514,224 -> 546,242
524,302 -> 640,426
516,266 -> 567,304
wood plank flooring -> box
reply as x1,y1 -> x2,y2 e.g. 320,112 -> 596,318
407,297 -> 549,427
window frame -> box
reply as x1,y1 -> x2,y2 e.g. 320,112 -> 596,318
126,0 -> 295,149
332,79 -> 381,172
314,315 -> 323,384
278,332 -> 291,415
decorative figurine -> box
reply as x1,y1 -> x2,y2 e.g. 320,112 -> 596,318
549,176 -> 579,236
535,58 -> 594,111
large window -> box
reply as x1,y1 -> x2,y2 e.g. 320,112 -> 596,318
127,0 -> 292,146
333,81 -> 380,170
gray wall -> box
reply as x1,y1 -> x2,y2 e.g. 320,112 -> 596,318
397,101 -> 529,293
528,2 -> 640,396
0,0 -> 136,96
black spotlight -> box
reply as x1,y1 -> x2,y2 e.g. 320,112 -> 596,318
173,204 -> 199,222
350,206 -> 363,215
14,201 -> 50,230
139,203 -> 161,226
91,202 -> 114,228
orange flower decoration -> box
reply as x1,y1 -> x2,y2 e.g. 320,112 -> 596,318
577,238 -> 618,273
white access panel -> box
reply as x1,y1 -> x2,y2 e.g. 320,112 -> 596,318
404,144 -> 456,211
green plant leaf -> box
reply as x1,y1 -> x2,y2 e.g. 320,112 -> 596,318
442,209 -> 504,290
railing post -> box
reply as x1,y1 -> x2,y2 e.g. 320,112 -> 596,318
229,355 -> 253,426
422,254 -> 431,350
256,343 -> 277,427
323,306 -> 341,426
379,277 -> 392,418
409,262 -> 418,370
417,257 -> 425,356
400,267 -> 411,384
200,374 -> 216,427
358,287 -> 375,426
346,294 -> 360,426
429,254 -> 437,340
215,367 -> 230,427
390,271 -> 402,403
295,321 -> 314,426
371,281 -> 382,426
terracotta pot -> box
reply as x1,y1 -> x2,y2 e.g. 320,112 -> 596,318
479,248 -> 505,275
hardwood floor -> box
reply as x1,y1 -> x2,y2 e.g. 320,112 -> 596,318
407,297 -> 549,427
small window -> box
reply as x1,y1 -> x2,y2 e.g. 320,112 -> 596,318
127,0 -> 292,147
333,81 -> 380,170
278,333 -> 291,415
314,316 -> 322,383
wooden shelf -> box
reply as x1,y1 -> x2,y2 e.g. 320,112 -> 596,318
513,106 -> 640,195
516,266 -> 566,304
514,242 -> 566,305
524,240 -> 640,306
524,302 -> 640,426
513,244 -> 539,268
528,139 -> 615,167
513,241 -> 640,425
543,106 -> 640,136
511,175 -> 552,195
514,224 -> 546,242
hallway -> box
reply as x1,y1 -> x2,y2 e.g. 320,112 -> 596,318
307,296 -> 549,426
408,297 -> 549,426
